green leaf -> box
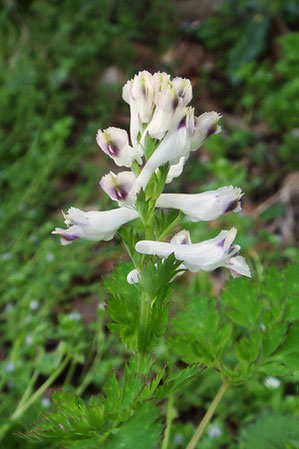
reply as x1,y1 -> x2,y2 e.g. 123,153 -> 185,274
239,414 -> 299,449
104,262 -> 140,351
154,363 -> 206,400
260,362 -> 292,377
262,323 -> 288,358
170,296 -> 230,367
221,277 -> 261,329
274,322 -> 299,369
104,403 -> 162,449
235,332 -> 262,364
227,15 -> 270,83
36,348 -> 62,375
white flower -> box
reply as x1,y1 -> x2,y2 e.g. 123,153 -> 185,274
136,109 -> 221,190
122,71 -> 155,148
96,127 -> 142,167
5,362 -> 15,373
26,335 -> 33,345
136,107 -> 195,190
127,230 -> 191,284
207,424 -> 222,439
69,311 -> 81,321
52,206 -> 139,246
41,397 -> 51,408
99,171 -> 137,206
156,186 -> 243,221
135,228 -> 251,277
190,112 -> 222,151
264,377 -> 280,389
166,156 -> 188,184
170,229 -> 191,245
30,300 -> 39,310
171,77 -> 193,106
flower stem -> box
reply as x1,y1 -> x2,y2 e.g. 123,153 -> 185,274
11,356 -> 70,421
137,293 -> 150,357
157,212 -> 182,241
161,393 -> 175,449
185,382 -> 229,449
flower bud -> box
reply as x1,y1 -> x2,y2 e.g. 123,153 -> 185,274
171,77 -> 193,106
99,171 -> 137,206
96,127 -> 142,167
190,112 -> 222,151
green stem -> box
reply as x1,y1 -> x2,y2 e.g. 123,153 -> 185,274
0,356 -> 71,441
12,356 -> 70,421
157,213 -> 182,241
63,359 -> 76,389
161,394 -> 175,449
185,382 -> 229,449
137,293 -> 150,357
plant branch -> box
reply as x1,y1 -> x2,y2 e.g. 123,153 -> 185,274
185,382 -> 229,449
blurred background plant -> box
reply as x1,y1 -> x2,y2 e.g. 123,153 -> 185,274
0,0 -> 297,447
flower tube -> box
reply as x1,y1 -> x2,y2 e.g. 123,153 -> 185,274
135,228 -> 251,277
156,186 -> 243,221
52,207 -> 139,246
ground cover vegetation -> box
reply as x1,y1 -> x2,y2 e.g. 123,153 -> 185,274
0,0 -> 298,448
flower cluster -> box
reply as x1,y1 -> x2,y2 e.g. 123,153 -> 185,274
53,71 -> 250,279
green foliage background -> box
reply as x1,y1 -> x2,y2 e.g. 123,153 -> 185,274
0,0 -> 297,448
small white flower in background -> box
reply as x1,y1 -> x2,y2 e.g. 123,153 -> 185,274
69,311 -> 81,321
174,434 -> 184,444
156,186 -> 243,221
100,171 -> 138,206
207,424 -> 222,439
265,377 -> 280,389
41,397 -> 51,408
1,252 -> 11,261
5,303 -> 13,312
30,300 -> 39,310
52,206 -> 139,246
136,228 -> 251,277
5,362 -> 15,373
96,127 -> 142,167
127,230 -> 191,284
46,253 -> 55,262
25,335 -> 33,345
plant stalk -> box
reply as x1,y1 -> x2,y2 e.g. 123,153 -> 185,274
186,382 -> 229,449
161,393 -> 175,449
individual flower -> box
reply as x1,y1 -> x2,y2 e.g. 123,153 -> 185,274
122,71 -> 155,148
156,186 -> 243,221
127,230 -> 191,284
190,112 -> 222,151
145,76 -> 192,141
96,127 -> 142,167
135,228 -> 251,277
136,109 -> 221,191
100,171 -> 137,206
207,424 -> 222,439
52,206 -> 139,246
264,377 -> 280,389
